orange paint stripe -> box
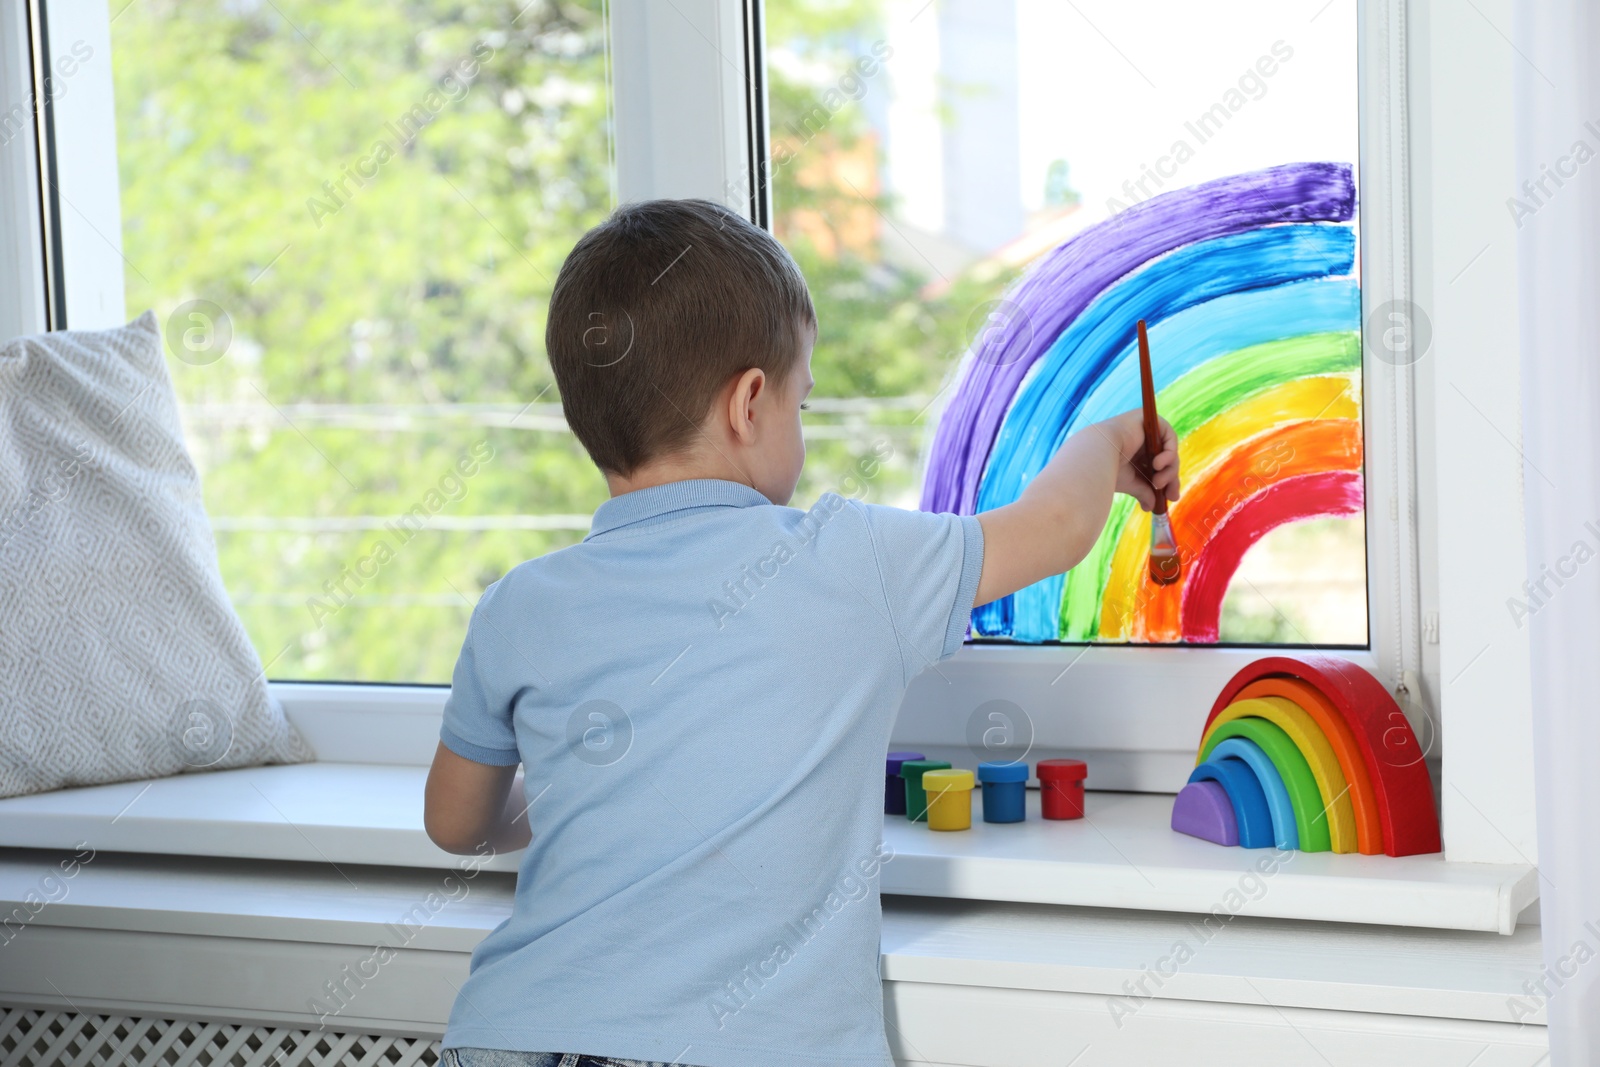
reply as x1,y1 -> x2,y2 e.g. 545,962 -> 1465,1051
1097,377 -> 1356,639
1099,419 -> 1364,641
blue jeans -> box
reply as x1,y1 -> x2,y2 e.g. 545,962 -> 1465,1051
443,1050 -> 693,1067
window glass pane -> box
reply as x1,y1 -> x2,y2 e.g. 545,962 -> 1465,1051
767,0 -> 1366,646
110,0 -> 612,681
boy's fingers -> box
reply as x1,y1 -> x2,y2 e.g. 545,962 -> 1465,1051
1132,433 -> 1180,507
1149,437 -> 1182,501
1144,454 -> 1182,503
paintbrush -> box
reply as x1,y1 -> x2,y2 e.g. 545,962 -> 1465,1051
1137,319 -> 1181,585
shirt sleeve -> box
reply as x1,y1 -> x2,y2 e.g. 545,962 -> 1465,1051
439,582 -> 522,766
850,501 -> 985,683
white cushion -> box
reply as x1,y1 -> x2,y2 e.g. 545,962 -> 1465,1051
0,312 -> 309,798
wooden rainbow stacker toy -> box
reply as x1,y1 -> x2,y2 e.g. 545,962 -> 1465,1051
1171,655 -> 1441,857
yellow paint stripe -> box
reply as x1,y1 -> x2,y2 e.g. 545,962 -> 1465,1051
1096,375 -> 1359,641
1182,375 -> 1358,484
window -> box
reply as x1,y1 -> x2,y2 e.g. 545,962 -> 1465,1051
766,0 -> 1367,648
37,0 -> 1421,797
108,0 -> 613,682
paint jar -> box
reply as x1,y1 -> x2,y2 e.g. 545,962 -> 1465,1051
899,759 -> 951,822
977,761 -> 1029,823
921,769 -> 975,831
1036,758 -> 1088,820
884,751 -> 926,815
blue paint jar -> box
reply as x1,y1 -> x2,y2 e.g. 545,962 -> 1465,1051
978,761 -> 1029,823
885,751 -> 926,815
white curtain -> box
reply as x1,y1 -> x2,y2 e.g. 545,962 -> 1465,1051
1514,2 -> 1600,1063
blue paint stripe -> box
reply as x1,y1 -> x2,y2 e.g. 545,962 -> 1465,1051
1064,278 -> 1360,437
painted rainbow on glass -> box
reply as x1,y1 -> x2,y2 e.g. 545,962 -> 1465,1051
923,161 -> 1363,643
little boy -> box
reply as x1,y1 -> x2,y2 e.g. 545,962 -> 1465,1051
424,199 -> 1178,1067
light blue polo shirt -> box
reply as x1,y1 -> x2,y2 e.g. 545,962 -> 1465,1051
439,478 -> 983,1067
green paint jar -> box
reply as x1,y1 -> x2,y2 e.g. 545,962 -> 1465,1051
899,759 -> 951,822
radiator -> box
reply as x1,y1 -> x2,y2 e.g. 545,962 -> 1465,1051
0,1007 -> 442,1067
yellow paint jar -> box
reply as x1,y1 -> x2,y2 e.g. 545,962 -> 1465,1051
921,769 -> 975,831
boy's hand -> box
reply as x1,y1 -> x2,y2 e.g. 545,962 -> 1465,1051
1106,409 -> 1181,512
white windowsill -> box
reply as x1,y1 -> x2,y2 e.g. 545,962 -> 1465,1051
0,762 -> 1536,933
0,763 -> 511,871
881,790 -> 1536,935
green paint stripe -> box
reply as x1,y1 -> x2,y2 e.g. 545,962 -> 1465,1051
1161,331 -> 1361,437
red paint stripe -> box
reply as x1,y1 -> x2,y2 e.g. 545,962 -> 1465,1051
1180,471 -> 1364,643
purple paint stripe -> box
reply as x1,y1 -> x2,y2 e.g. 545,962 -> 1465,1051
921,161 -> 1356,516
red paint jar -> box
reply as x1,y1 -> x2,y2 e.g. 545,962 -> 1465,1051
1036,759 -> 1087,820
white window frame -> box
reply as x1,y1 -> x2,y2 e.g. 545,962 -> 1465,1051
10,0 -> 123,331
22,0 -> 1536,870
0,1 -> 50,339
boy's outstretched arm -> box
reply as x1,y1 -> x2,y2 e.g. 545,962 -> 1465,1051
424,743 -> 532,855
974,409 -> 1179,607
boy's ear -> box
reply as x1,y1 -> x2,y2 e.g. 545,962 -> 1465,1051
727,367 -> 767,444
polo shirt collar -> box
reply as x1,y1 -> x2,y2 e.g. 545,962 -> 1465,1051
587,478 -> 772,539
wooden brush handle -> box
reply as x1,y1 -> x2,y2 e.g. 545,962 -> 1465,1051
1136,319 -> 1168,516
